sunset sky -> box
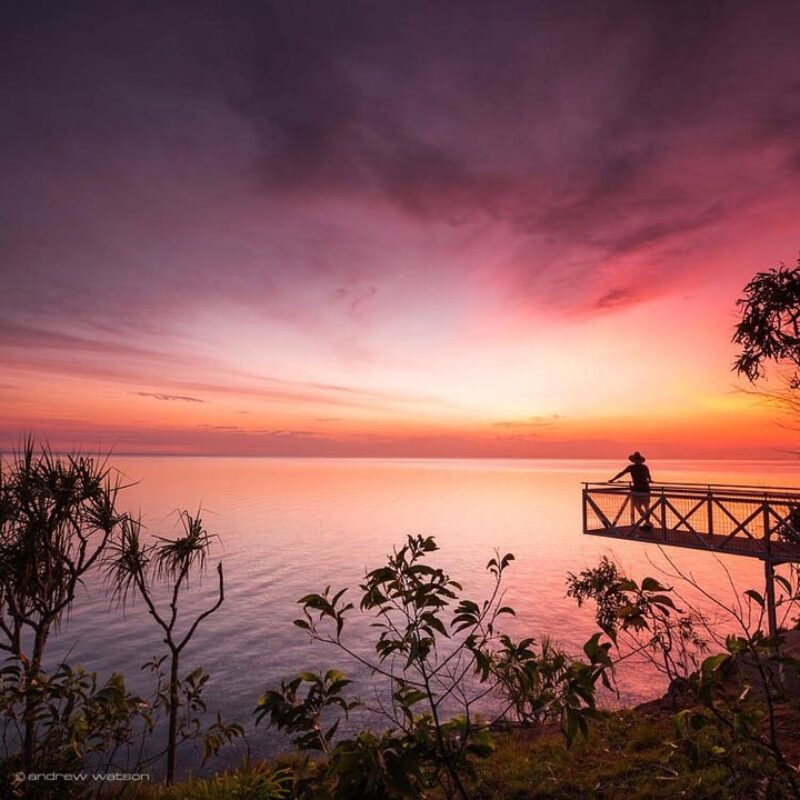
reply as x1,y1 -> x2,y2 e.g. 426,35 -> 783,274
2,1 -> 800,458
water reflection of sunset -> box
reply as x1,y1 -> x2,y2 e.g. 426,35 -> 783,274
53,455 -> 799,764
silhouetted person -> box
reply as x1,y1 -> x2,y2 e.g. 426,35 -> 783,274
610,451 -> 653,531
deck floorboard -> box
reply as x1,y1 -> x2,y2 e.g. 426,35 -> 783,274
585,526 -> 800,563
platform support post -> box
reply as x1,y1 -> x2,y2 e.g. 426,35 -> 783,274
765,558 -> 779,646
581,488 -> 588,534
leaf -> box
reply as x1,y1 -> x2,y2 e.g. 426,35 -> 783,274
324,669 -> 347,684
649,594 -> 677,610
331,587 -> 349,608
702,653 -> 730,675
397,689 -> 427,707
325,718 -> 340,743
641,577 -> 668,593
473,650 -> 491,681
422,613 -> 449,638
366,567 -> 396,584
744,589 -> 765,607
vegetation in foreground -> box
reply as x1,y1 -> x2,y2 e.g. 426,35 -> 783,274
104,705 -> 800,799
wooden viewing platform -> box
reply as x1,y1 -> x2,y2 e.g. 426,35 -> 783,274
582,481 -> 800,563
582,480 -> 800,636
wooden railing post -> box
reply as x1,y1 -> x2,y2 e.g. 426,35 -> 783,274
629,487 -> 634,527
707,490 -> 714,537
581,486 -> 588,534
660,489 -> 667,542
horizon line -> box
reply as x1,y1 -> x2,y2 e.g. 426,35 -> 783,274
11,451 -> 797,462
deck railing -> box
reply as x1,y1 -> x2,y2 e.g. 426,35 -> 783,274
582,481 -> 800,563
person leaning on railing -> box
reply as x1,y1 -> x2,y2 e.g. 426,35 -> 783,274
610,451 -> 653,531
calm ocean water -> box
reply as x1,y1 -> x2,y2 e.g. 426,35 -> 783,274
48,456 -> 799,770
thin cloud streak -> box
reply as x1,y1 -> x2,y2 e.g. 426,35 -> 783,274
135,392 -> 206,404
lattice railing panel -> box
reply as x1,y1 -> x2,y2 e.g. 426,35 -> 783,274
583,483 -> 800,555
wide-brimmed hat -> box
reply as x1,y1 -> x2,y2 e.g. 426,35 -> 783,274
628,451 -> 646,463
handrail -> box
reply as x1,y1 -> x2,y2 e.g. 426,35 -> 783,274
582,480 -> 800,499
583,480 -> 800,491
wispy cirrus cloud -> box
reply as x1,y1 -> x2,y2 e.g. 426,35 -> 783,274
197,424 -> 319,438
493,416 -> 563,430
1,317 -> 451,415
135,392 -> 206,403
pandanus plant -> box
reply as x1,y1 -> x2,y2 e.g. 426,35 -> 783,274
104,510 -> 232,783
0,439 -> 126,771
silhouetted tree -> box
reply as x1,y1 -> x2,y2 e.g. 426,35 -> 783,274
0,439 -> 125,771
734,256 -> 800,385
104,511 -> 233,784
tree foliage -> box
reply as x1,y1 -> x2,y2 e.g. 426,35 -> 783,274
733,257 -> 800,384
0,440 -> 126,774
0,660 -> 150,799
571,554 -> 800,798
258,535 -> 613,800
567,556 -> 706,690
104,512 -> 238,784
